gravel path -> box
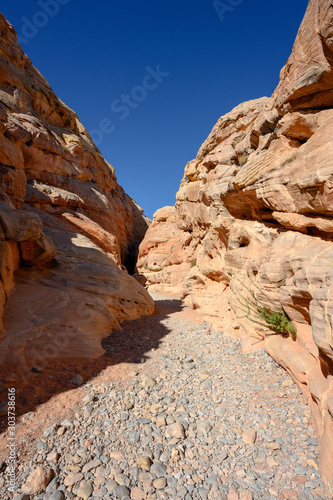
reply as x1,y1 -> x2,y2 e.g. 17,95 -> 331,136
0,294 -> 327,499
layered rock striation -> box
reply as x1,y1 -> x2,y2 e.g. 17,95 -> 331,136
137,0 -> 333,486
0,13 -> 154,372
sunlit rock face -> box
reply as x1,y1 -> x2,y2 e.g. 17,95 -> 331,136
0,13 -> 154,372
137,0 -> 333,486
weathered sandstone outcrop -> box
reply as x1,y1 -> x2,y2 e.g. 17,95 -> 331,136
137,0 -> 333,487
0,13 -> 154,373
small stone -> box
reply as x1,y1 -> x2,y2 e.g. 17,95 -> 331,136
70,374 -> 83,386
114,472 -> 130,487
129,430 -> 140,444
242,428 -> 257,445
215,407 -> 226,417
172,422 -> 186,439
105,479 -> 118,491
159,450 -> 171,463
267,456 -> 277,467
141,374 -> 156,388
21,466 -> 53,495
281,378 -> 293,387
228,490 -> 239,500
198,486 -> 210,497
197,420 -> 212,435
77,481 -> 93,500
240,492 -> 253,500
48,490 -> 65,500
137,455 -> 152,471
60,418 -> 73,427
155,416 -> 166,428
110,450 -> 125,462
82,459 -> 102,473
12,495 -> 30,500
267,442 -> 281,450
37,441 -> 47,451
44,423 -> 59,438
306,459 -> 318,469
153,477 -> 167,489
82,393 -> 94,403
130,486 -> 146,499
281,490 -> 298,500
47,451 -> 59,462
31,367 -> 42,373
114,485 -> 130,498
67,465 -> 81,473
64,472 -> 83,486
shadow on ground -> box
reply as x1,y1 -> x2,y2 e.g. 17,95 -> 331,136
0,297 -> 183,430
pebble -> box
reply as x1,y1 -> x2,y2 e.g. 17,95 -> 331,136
136,456 -> 152,471
48,491 -> 64,500
21,466 -> 53,495
76,480 -> 93,499
70,374 -> 83,386
242,428 -> 257,445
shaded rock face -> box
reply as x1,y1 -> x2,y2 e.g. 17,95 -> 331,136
137,0 -> 333,487
0,14 -> 154,372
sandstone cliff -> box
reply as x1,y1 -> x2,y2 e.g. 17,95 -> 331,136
137,0 -> 333,487
0,13 -> 154,376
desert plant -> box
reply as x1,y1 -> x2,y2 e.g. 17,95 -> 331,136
237,152 -> 248,166
227,269 -> 297,340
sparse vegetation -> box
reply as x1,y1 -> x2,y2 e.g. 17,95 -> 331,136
232,134 -> 245,147
237,152 -> 248,166
227,269 -> 297,340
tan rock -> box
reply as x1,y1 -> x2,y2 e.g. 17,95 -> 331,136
21,466 -> 53,494
152,478 -> 167,489
46,451 -> 59,462
137,456 -> 152,471
131,486 -> 147,499
109,450 -> 125,462
64,472 -> 84,486
77,481 -> 93,500
239,492 -> 253,500
172,422 -> 186,439
242,429 -> 257,445
155,416 -> 166,428
141,374 -> 156,388
267,456 -> 278,468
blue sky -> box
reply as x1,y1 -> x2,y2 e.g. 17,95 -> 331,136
2,0 -> 308,219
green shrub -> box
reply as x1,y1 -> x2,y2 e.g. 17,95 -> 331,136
228,269 -> 297,340
237,152 -> 248,166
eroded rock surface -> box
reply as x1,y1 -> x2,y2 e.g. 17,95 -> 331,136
0,13 -> 154,374
137,0 -> 333,487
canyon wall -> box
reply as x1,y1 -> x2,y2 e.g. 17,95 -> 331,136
0,13 -> 154,374
137,0 -> 333,487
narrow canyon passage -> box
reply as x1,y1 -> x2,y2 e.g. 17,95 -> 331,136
0,294 -> 326,500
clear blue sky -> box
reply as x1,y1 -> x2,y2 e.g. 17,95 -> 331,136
1,0 -> 308,219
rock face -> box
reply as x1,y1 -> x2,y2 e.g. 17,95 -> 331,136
0,13 -> 154,373
137,0 -> 333,487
